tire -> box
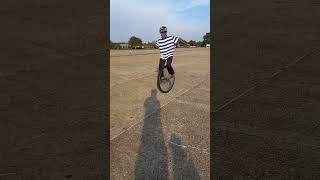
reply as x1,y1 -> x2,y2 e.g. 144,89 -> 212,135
157,65 -> 175,93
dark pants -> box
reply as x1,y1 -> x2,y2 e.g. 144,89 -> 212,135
159,56 -> 175,77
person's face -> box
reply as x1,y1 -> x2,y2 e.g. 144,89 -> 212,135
161,32 -> 167,39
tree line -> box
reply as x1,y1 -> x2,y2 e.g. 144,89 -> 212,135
110,32 -> 211,49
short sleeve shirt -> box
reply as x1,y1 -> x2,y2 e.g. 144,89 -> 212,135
156,35 -> 179,59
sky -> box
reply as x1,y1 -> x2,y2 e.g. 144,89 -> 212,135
110,0 -> 210,43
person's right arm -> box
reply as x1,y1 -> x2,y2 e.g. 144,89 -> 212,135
153,41 -> 159,49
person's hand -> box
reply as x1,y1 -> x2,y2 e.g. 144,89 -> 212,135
153,43 -> 158,49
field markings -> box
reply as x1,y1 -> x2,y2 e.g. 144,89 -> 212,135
0,172 -> 17,177
176,99 -> 210,111
168,140 -> 210,155
214,87 -> 255,113
214,120 -> 320,153
213,48 -> 318,113
110,61 -> 203,88
111,74 -> 209,141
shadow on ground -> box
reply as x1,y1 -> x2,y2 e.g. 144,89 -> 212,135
134,89 -> 200,179
169,134 -> 201,180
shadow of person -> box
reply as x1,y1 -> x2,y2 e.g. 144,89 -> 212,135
134,89 -> 169,180
169,134 -> 201,180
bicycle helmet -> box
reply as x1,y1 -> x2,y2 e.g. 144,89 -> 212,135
159,26 -> 167,33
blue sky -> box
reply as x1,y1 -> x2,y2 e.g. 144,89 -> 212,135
110,0 -> 210,43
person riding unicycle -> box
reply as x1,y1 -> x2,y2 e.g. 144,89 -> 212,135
154,26 -> 190,79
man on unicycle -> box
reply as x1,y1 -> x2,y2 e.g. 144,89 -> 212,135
154,26 -> 190,79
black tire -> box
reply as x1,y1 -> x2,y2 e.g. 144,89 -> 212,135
157,65 -> 175,93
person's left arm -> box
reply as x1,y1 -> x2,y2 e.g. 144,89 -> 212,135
174,37 -> 190,47
153,41 -> 159,49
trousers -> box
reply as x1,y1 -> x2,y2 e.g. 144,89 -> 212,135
159,56 -> 174,76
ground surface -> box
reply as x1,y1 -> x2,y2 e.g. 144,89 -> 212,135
0,0 -> 107,179
2,0 -> 320,179
110,48 -> 210,179
212,0 -> 320,178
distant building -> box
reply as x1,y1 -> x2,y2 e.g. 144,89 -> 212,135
206,44 -> 210,48
120,43 -> 129,49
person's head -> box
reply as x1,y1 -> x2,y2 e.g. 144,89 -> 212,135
151,89 -> 157,97
159,26 -> 167,39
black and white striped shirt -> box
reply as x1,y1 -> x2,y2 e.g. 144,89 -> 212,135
156,35 -> 179,59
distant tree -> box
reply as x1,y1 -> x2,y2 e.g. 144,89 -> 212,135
202,32 -> 210,45
145,41 -> 156,49
189,40 -> 197,46
128,36 -> 143,49
196,41 -> 203,47
110,40 -> 121,49
113,43 -> 121,49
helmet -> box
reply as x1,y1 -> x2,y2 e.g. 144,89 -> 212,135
159,26 -> 167,33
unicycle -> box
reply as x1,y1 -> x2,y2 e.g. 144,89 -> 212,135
157,64 -> 175,93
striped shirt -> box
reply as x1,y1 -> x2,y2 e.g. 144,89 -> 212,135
156,35 -> 179,59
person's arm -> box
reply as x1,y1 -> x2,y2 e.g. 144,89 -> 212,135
153,41 -> 159,49
176,38 -> 190,47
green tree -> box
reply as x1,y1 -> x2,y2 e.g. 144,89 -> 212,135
128,36 -> 142,49
196,41 -> 203,47
202,32 -> 210,45
109,40 -> 120,49
145,41 -> 156,49
189,40 -> 197,46
112,43 -> 121,49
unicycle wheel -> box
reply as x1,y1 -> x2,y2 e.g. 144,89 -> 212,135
157,65 -> 175,93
